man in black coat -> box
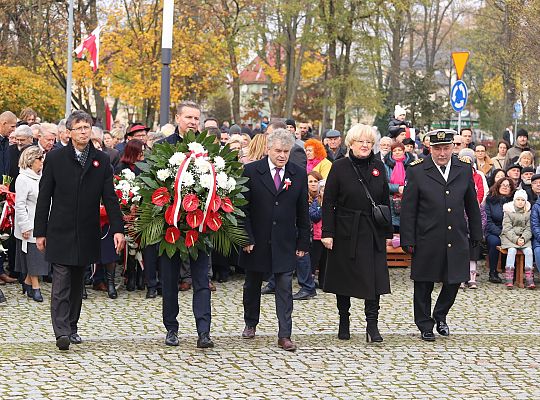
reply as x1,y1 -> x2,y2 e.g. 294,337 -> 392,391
239,128 -> 310,352
34,110 -> 125,351
400,129 -> 482,342
156,101 -> 214,349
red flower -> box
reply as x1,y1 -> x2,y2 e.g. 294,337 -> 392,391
115,189 -> 123,200
186,209 -> 204,228
151,187 -> 171,206
221,197 -> 234,213
164,205 -> 178,225
209,196 -> 221,212
121,199 -> 127,206
114,175 -> 121,181
182,194 -> 199,212
185,230 -> 199,248
205,211 -> 222,231
165,226 -> 181,244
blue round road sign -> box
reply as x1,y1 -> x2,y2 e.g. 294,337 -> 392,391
451,80 -> 468,112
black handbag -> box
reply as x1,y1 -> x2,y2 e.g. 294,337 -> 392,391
349,159 -> 392,228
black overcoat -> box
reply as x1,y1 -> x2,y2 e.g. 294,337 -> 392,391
34,141 -> 124,266
239,157 -> 310,273
321,154 -> 393,300
399,156 -> 482,284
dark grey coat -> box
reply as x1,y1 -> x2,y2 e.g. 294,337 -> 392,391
239,157 -> 310,273
34,141 -> 124,266
400,156 -> 482,284
321,154 -> 393,300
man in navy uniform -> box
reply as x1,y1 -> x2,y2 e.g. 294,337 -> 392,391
400,129 -> 482,341
240,128 -> 310,351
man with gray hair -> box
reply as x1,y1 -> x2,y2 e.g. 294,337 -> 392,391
52,119 -> 70,150
239,128 -> 310,351
38,123 -> 57,155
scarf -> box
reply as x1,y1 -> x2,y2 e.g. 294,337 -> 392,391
306,158 -> 322,173
389,155 -> 406,185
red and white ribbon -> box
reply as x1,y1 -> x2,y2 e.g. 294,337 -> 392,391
200,163 -> 217,233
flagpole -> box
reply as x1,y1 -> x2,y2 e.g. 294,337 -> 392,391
65,0 -> 74,117
159,0 -> 174,127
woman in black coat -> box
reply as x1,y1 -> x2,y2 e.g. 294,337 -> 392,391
322,124 -> 393,342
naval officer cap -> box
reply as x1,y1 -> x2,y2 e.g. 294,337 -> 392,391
426,129 -> 457,146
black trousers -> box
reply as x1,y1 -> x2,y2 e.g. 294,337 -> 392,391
50,263 -> 86,338
143,244 -> 160,290
243,270 -> 293,338
413,281 -> 460,332
160,251 -> 211,334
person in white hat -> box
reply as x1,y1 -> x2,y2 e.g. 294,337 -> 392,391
387,105 -> 411,139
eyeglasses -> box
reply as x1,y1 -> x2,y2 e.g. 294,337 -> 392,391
500,183 -> 511,188
453,142 -> 462,146
70,125 -> 92,133
354,140 -> 373,146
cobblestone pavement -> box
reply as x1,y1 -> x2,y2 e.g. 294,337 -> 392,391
1,263 -> 540,399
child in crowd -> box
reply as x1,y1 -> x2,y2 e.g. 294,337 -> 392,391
500,189 -> 534,289
308,171 -> 326,287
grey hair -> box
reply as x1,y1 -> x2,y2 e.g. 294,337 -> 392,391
148,132 -> 165,141
176,100 -> 201,116
66,110 -> 93,130
267,128 -> 295,150
458,148 -> 475,162
14,125 -> 33,138
40,122 -> 58,136
92,126 -> 104,141
57,119 -> 67,132
18,145 -> 43,169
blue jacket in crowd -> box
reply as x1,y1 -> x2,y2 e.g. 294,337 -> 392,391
485,194 -> 512,237
530,198 -> 540,249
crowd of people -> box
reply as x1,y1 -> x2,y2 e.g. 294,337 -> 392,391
0,102 -> 538,351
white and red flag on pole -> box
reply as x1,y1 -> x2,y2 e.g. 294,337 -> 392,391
74,26 -> 102,72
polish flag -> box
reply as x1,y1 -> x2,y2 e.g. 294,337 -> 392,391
74,26 -> 102,72
105,102 -> 113,131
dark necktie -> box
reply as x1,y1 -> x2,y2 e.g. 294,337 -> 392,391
274,168 -> 282,190
440,165 -> 446,174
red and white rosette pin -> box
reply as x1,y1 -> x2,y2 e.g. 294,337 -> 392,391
372,168 -> 380,177
93,160 -> 100,167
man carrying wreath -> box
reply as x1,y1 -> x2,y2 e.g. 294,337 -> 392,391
158,101 -> 214,348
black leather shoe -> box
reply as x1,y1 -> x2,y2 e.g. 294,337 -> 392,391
165,330 -> 179,346
69,333 -> 82,344
82,286 -> 88,300
32,288 -> 44,302
0,289 -> 6,303
197,332 -> 214,348
146,288 -> 158,298
489,273 -> 502,284
292,290 -> 317,300
261,285 -> 275,295
56,335 -> 70,351
436,321 -> 450,336
421,331 -> 436,342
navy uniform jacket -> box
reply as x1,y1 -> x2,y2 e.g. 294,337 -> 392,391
239,157 -> 310,273
400,155 -> 482,284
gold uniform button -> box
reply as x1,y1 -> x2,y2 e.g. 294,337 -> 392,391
448,243 -> 452,248
447,208 -> 451,212
446,190 -> 450,195
448,226 -> 452,230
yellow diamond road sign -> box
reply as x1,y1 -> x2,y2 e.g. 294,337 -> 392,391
452,51 -> 469,80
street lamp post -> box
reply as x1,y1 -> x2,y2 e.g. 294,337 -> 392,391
65,0 -> 74,117
159,0 -> 174,127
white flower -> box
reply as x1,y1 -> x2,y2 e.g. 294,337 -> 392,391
213,156 -> 225,171
122,169 -> 136,181
157,169 -> 171,181
216,172 -> 229,189
182,171 -> 195,187
132,195 -> 141,203
194,157 -> 211,174
227,177 -> 237,192
188,142 -> 206,155
131,186 -> 140,194
199,174 -> 214,190
169,152 -> 186,166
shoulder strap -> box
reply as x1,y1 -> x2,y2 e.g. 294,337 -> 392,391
348,158 -> 376,206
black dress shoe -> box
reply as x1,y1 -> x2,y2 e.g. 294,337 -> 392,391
146,288 -> 158,298
421,331 -> 436,342
82,286 -> 88,300
32,288 -> 44,302
197,332 -> 214,348
489,273 -> 502,284
436,321 -> 450,336
0,289 -> 6,303
260,285 -> 275,295
292,290 -> 317,300
56,335 -> 70,350
165,330 -> 179,346
69,333 -> 82,344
